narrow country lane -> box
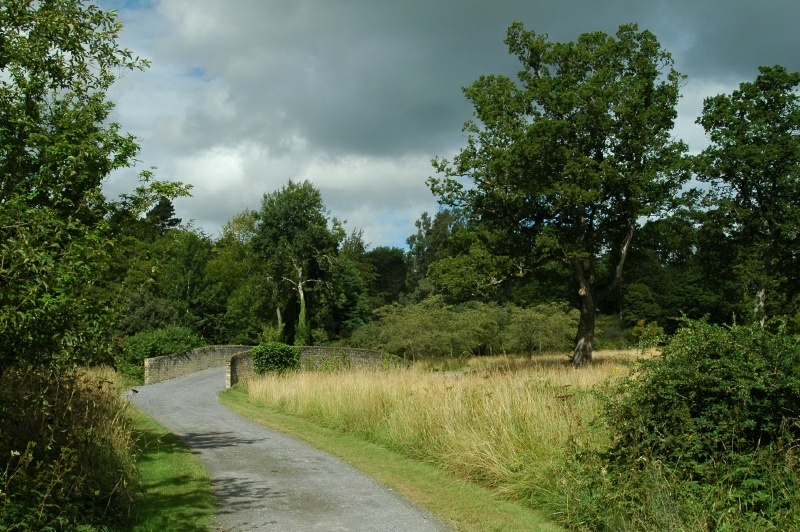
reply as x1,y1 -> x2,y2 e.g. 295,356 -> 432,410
129,367 -> 448,531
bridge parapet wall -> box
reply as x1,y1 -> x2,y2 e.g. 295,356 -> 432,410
227,349 -> 255,388
143,345 -> 384,387
144,345 -> 253,385
226,346 -> 385,388
298,347 -> 384,371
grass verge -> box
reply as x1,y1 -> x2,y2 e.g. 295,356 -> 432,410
219,386 -> 561,531
125,408 -> 215,531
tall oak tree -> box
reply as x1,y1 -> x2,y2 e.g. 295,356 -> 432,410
430,23 -> 688,366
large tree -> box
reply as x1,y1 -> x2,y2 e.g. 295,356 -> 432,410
0,0 -> 149,370
203,210 -> 273,343
252,180 -> 344,345
430,22 -> 688,366
695,65 -> 800,324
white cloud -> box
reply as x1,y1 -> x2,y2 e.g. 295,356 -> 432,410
99,0 -> 800,248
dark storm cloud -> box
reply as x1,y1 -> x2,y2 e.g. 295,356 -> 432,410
660,0 -> 800,81
148,0 -> 800,160
101,0 -> 800,244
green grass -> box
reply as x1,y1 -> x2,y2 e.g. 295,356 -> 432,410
125,408 -> 215,531
219,386 -> 562,531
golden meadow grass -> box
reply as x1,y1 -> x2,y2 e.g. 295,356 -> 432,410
245,350 -> 646,504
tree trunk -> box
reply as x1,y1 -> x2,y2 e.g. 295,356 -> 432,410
294,263 -> 310,346
754,282 -> 767,327
568,218 -> 634,368
572,285 -> 596,368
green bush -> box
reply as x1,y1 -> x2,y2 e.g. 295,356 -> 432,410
594,313 -> 629,350
252,342 -> 299,374
498,303 -> 578,355
567,320 -> 800,529
349,297 -> 582,359
118,326 -> 203,381
629,318 -> 666,351
0,365 -> 137,529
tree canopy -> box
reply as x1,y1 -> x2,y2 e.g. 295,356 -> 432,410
252,180 -> 345,345
0,0 -> 149,370
430,22 -> 688,366
695,65 -> 800,324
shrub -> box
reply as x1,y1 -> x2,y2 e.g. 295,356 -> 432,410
352,298 -> 505,358
498,303 -> 578,355
629,318 -> 665,351
252,342 -> 299,374
350,297 -> 582,359
568,320 -> 800,529
118,326 -> 203,381
594,313 -> 628,350
0,365 -> 137,529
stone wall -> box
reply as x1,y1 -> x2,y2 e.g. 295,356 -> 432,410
226,349 -> 255,388
299,346 -> 385,370
144,345 -> 253,385
143,344 -> 385,387
225,346 -> 385,388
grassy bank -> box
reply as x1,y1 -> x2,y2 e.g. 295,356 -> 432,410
125,409 -> 215,531
223,350 -> 642,529
1,366 -> 139,528
220,386 -> 560,531
1,366 -> 215,530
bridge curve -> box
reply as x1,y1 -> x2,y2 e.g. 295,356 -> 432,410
143,345 -> 385,386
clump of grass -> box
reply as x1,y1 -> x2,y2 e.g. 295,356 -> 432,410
0,364 -> 138,529
245,351 -> 638,512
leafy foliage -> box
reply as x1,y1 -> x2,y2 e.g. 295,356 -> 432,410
430,22 -> 689,366
0,204 -> 115,369
696,65 -> 800,323
363,246 -> 408,307
119,326 -> 203,381
609,320 -> 800,463
253,180 -> 345,344
0,0 -> 148,371
349,298 -> 578,359
252,342 -> 299,374
0,366 -> 137,529
571,320 -> 800,528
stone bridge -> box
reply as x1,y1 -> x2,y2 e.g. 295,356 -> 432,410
143,345 -> 385,387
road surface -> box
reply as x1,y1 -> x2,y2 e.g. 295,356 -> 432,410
130,367 -> 448,531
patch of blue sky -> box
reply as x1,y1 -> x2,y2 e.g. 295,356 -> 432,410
369,212 -> 418,250
98,0 -> 155,11
183,66 -> 211,82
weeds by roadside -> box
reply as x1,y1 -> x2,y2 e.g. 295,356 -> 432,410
244,351 -> 635,523
243,333 -> 800,530
0,365 -> 137,529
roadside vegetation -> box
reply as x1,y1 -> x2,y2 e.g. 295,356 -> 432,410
221,386 -> 562,531
0,365 -> 215,530
236,320 -> 800,530
125,409 -> 215,531
0,366 -> 137,529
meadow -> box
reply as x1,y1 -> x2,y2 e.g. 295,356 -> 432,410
241,350 -> 644,528
238,320 -> 800,530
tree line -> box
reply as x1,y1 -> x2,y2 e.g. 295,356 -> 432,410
104,24 -> 800,369
2,6 -> 800,377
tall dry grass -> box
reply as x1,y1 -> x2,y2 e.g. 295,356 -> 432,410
246,350 -> 643,505
0,364 -> 138,529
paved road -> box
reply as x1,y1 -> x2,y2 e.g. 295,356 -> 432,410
129,367 -> 448,531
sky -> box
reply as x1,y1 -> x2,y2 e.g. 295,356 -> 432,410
98,0 -> 800,249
